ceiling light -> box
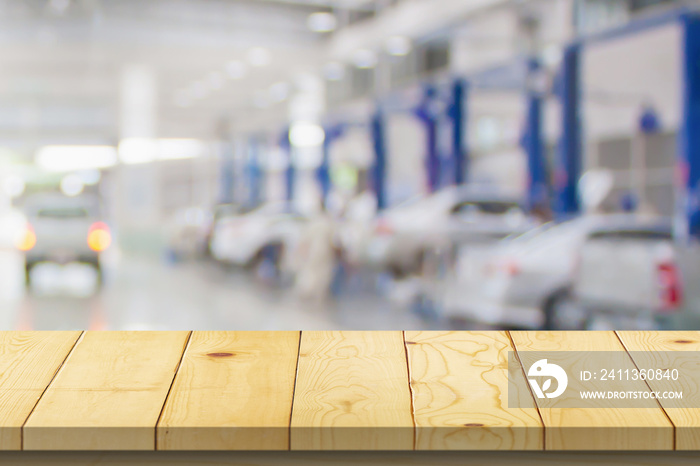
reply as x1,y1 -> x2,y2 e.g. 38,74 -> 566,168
307,12 -> 337,32
289,122 -> 325,148
385,36 -> 412,56
323,62 -> 345,81
247,47 -> 271,67
36,146 -> 117,172
225,61 -> 248,79
353,49 -> 377,69
118,138 -> 159,164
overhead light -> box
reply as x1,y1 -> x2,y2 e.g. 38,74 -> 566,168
269,82 -> 290,102
36,145 -> 117,172
289,122 -> 325,148
60,174 -> 84,197
225,61 -> 247,79
353,49 -> 377,69
385,36 -> 412,56
307,12 -> 337,32
158,139 -> 206,160
323,62 -> 345,81
118,138 -> 158,164
207,72 -> 225,90
247,47 -> 271,67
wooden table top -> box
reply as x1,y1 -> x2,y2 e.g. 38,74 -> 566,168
0,330 -> 698,451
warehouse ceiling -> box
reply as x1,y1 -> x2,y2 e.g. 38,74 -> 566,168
0,0 -> 388,154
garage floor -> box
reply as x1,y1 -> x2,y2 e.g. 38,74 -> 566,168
4,257 -> 432,331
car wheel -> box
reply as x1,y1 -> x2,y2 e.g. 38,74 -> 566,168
543,290 -> 586,330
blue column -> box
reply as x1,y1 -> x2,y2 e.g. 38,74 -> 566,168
449,79 -> 468,185
523,58 -> 549,212
318,125 -> 342,206
679,14 -> 700,239
554,44 -> 582,219
371,108 -> 387,210
279,128 -> 294,204
414,86 -> 440,192
246,137 -> 262,208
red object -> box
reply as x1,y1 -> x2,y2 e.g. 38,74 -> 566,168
657,261 -> 683,313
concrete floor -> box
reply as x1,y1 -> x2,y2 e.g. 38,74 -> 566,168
2,256 -> 433,331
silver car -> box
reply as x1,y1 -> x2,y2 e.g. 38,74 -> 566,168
21,194 -> 110,287
441,214 -> 677,329
350,185 -> 532,277
570,223 -> 700,330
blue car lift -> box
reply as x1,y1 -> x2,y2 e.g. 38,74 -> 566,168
370,107 -> 388,211
554,6 -> 700,238
278,127 -> 294,204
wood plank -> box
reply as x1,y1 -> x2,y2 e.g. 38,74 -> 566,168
23,331 -> 190,451
405,331 -> 543,450
0,331 -> 81,450
290,331 -> 413,450
617,330 -> 700,450
510,331 -> 673,450
157,331 -> 300,450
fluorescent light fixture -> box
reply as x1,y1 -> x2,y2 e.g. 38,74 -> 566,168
226,60 -> 247,79
290,122 -> 325,148
385,36 -> 411,56
36,145 -> 117,172
118,138 -> 158,164
307,12 -> 337,32
158,139 -> 206,160
323,62 -> 345,81
247,47 -> 271,67
353,49 -> 377,69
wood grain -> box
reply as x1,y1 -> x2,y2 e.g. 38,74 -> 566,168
290,331 -> 414,450
510,331 -> 673,450
157,331 -> 300,450
617,330 -> 700,450
23,331 -> 190,450
0,331 -> 81,450
405,331 -> 542,450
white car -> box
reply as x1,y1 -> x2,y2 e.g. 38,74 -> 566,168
20,194 -> 111,287
209,202 -> 307,269
442,214 -> 671,329
570,222 -> 700,330
347,185 -> 532,277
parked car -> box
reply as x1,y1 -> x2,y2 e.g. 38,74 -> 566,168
209,202 -> 307,271
19,194 -> 111,287
346,185 -> 532,277
441,214 -> 677,329
569,222 -> 700,330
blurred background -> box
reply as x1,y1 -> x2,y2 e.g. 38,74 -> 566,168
0,0 -> 699,331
